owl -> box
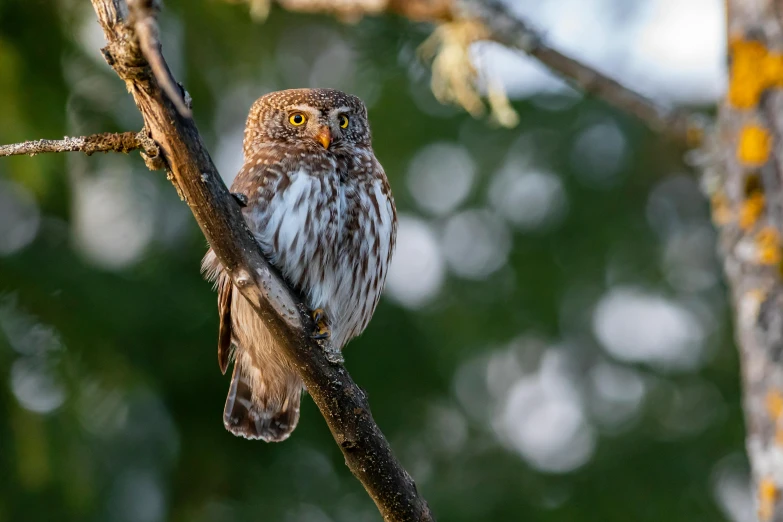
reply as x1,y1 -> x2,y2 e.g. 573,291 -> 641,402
202,88 -> 397,442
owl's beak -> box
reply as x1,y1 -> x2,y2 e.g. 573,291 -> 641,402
314,127 -> 331,149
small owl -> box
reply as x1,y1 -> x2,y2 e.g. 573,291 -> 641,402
202,88 -> 397,442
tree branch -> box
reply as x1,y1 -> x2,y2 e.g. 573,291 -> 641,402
247,0 -> 705,144
0,131 -> 150,157
83,1 -> 433,521
455,0 -> 704,144
127,0 -> 192,117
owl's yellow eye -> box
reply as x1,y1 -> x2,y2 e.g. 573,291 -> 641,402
289,113 -> 307,126
338,115 -> 349,128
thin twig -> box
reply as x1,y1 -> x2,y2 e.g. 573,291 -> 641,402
0,131 -> 144,157
456,0 -> 705,145
127,0 -> 192,117
86,1 -> 432,520
247,0 -> 706,145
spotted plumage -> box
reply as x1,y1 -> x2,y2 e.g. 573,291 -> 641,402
202,88 -> 397,442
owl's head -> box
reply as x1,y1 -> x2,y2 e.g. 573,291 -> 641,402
244,88 -> 371,158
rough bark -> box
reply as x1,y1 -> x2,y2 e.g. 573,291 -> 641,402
0,131 -> 150,157
711,1 -> 783,520
88,1 -> 434,520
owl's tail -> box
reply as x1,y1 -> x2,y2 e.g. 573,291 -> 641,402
223,364 -> 302,442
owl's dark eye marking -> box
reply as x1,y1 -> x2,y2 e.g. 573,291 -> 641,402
289,113 -> 307,126
338,115 -> 349,129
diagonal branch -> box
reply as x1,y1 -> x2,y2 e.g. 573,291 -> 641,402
243,0 -> 706,145
456,0 -> 704,144
84,1 -> 433,521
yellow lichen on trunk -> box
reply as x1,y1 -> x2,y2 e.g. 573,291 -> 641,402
769,389 -> 783,445
722,37 -> 783,265
710,192 -> 734,225
759,476 -> 779,521
739,192 -> 765,230
738,125 -> 772,165
756,227 -> 782,265
728,38 -> 783,109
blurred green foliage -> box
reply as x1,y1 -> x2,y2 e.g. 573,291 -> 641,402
0,1 -> 744,521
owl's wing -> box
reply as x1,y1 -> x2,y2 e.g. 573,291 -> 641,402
216,271 -> 232,375
201,249 -> 233,375
202,147 -> 294,374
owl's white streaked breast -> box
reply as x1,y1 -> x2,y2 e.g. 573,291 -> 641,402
239,147 -> 396,350
245,165 -> 341,313
329,161 -> 397,347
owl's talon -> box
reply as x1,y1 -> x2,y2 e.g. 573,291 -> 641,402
312,328 -> 330,340
311,308 -> 330,340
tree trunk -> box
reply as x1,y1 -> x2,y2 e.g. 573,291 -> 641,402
717,1 -> 783,520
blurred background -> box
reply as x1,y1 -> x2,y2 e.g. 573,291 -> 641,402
0,0 -> 744,521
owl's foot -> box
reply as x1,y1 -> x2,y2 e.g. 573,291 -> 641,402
311,308 -> 330,340
310,309 -> 343,363
311,308 -> 345,364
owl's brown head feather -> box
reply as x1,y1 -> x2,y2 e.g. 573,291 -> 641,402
244,88 -> 371,159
